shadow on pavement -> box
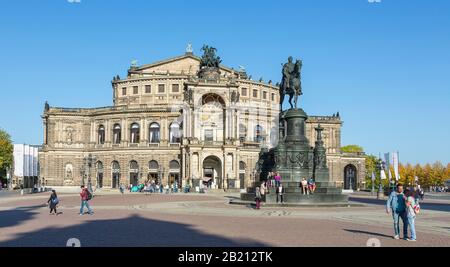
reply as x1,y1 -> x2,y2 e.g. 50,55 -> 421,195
0,214 -> 268,247
349,197 -> 450,213
0,205 -> 45,229
343,229 -> 392,238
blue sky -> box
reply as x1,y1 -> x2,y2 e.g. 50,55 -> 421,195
0,0 -> 449,164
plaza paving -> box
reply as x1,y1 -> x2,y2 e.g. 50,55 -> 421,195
0,191 -> 449,247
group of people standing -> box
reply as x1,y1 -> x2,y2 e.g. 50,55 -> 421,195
386,183 -> 420,241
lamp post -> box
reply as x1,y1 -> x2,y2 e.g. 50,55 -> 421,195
80,168 -> 85,187
377,158 -> 385,199
83,154 -> 96,192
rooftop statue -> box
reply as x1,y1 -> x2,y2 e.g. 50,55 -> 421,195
200,45 -> 222,69
280,56 -> 302,111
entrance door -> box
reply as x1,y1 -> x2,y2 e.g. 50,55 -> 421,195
169,173 -> 180,186
112,173 -> 120,189
97,173 -> 103,188
130,173 -> 139,186
344,164 -> 357,190
203,156 -> 222,189
148,173 -> 159,184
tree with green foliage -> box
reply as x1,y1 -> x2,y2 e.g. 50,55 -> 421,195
365,154 -> 379,189
0,129 -> 13,170
0,129 -> 13,184
341,145 -> 364,153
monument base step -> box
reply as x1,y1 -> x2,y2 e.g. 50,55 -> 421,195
241,192 -> 348,204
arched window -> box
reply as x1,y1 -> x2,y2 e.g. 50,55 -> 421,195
113,124 -> 121,144
169,160 -> 180,170
98,125 -> 105,144
149,160 -> 159,170
96,161 -> 104,188
130,160 -> 139,172
112,161 -> 120,173
111,161 -> 120,189
239,161 -> 246,171
169,122 -> 181,143
96,161 -> 104,173
130,123 -> 140,144
255,125 -> 264,143
149,123 -> 160,143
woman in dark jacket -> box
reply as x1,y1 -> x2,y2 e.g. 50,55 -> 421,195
47,190 -> 59,215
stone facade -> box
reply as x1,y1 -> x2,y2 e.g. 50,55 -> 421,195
39,50 -> 366,191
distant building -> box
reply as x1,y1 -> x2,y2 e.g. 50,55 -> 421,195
13,144 -> 40,188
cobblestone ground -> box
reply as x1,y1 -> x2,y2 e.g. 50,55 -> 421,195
0,192 -> 449,247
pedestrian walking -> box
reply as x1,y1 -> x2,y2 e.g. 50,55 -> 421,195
79,185 -> 93,215
260,181 -> 266,202
255,186 -> 262,209
386,183 -> 407,240
119,183 -> 125,194
405,189 -> 420,241
276,183 -> 285,204
47,190 -> 59,215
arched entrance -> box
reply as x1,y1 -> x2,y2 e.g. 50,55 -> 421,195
203,156 -> 222,189
169,160 -> 181,187
148,160 -> 159,184
344,164 -> 357,190
96,161 -> 103,188
111,161 -> 120,188
129,161 -> 139,186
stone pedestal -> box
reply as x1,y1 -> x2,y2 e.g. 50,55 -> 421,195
241,108 -> 348,205
273,109 -> 313,184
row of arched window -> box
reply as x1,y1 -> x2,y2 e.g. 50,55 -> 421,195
98,122 -> 267,145
96,160 -> 180,173
97,122 -> 182,145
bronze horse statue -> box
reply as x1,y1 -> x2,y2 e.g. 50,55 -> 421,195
280,59 -> 302,110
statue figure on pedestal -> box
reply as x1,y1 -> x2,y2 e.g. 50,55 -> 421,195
280,57 -> 303,111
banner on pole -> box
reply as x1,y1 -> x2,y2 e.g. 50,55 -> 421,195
381,170 -> 387,180
392,152 -> 399,181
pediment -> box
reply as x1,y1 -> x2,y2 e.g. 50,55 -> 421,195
135,54 -> 235,76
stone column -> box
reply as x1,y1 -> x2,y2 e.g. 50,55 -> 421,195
140,117 -> 145,144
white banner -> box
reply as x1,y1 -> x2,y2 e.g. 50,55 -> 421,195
384,153 -> 391,179
13,144 -> 24,177
371,172 -> 375,181
33,146 -> 39,176
13,144 -> 39,178
392,152 -> 399,181
381,170 -> 387,180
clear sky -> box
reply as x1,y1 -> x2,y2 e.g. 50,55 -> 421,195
0,0 -> 449,165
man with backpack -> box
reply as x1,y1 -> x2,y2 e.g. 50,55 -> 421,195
79,185 -> 93,215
